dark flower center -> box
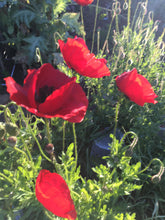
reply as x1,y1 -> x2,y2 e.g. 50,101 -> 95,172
35,85 -> 54,103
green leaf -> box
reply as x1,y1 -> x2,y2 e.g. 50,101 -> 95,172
66,143 -> 74,158
23,36 -> 47,61
53,0 -> 70,15
12,10 -> 36,28
3,169 -> 13,177
17,166 -> 26,177
34,155 -> 42,170
61,12 -> 84,34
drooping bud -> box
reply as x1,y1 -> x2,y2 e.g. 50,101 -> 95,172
45,143 -> 54,154
151,166 -> 164,184
5,122 -> 19,136
0,122 -> 6,139
7,136 -> 17,147
151,175 -> 161,184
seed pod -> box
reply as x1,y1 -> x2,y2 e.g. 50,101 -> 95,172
0,123 -> 6,139
7,136 -> 17,147
45,143 -> 54,154
5,122 -> 19,136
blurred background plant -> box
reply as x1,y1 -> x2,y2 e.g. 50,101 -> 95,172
0,0 -> 165,219
0,0 -> 84,88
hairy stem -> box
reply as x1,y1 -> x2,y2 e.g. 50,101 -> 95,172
91,0 -> 100,53
80,6 -> 86,42
72,123 -> 78,169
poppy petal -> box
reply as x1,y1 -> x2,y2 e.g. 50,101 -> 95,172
58,38 -> 90,72
58,37 -> 110,78
83,57 -> 110,78
38,79 -> 88,122
35,63 -> 73,92
115,68 -> 158,106
4,77 -> 29,107
35,170 -> 77,220
73,0 -> 94,6
5,63 -> 88,122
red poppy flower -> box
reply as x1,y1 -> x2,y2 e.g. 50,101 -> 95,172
73,0 -> 94,6
4,63 -> 88,123
58,36 -> 110,78
35,170 -> 77,220
115,68 -> 158,106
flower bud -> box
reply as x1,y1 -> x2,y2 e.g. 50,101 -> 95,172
5,122 -> 19,136
151,175 -> 161,184
0,123 -> 6,139
45,143 -> 54,154
7,136 -> 17,147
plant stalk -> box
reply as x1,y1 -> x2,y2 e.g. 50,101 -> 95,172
138,158 -> 164,175
72,123 -> 78,169
63,121 -> 66,152
80,5 -> 86,42
91,0 -> 100,53
45,118 -> 51,143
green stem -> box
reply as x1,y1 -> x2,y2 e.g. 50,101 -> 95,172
20,136 -> 33,161
19,136 -> 37,179
138,158 -> 164,175
14,144 -> 36,191
131,2 -> 141,31
45,118 -> 51,143
139,0 -> 148,32
63,121 -> 66,152
72,123 -> 78,169
101,15 -> 115,55
113,100 -> 120,138
115,1 -> 119,33
13,146 -> 30,163
127,0 -> 131,48
44,210 -> 54,220
43,119 -> 59,172
80,6 -> 86,42
120,131 -> 138,149
30,126 -> 52,163
97,28 -> 100,54
18,106 -> 52,163
3,107 -> 9,123
91,0 -> 100,53
72,190 -> 81,198
0,172 -> 13,184
127,0 -> 131,31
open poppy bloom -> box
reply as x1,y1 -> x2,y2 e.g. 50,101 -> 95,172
115,68 -> 158,106
73,0 -> 94,6
58,36 -> 110,78
4,63 -> 88,123
35,170 -> 77,220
